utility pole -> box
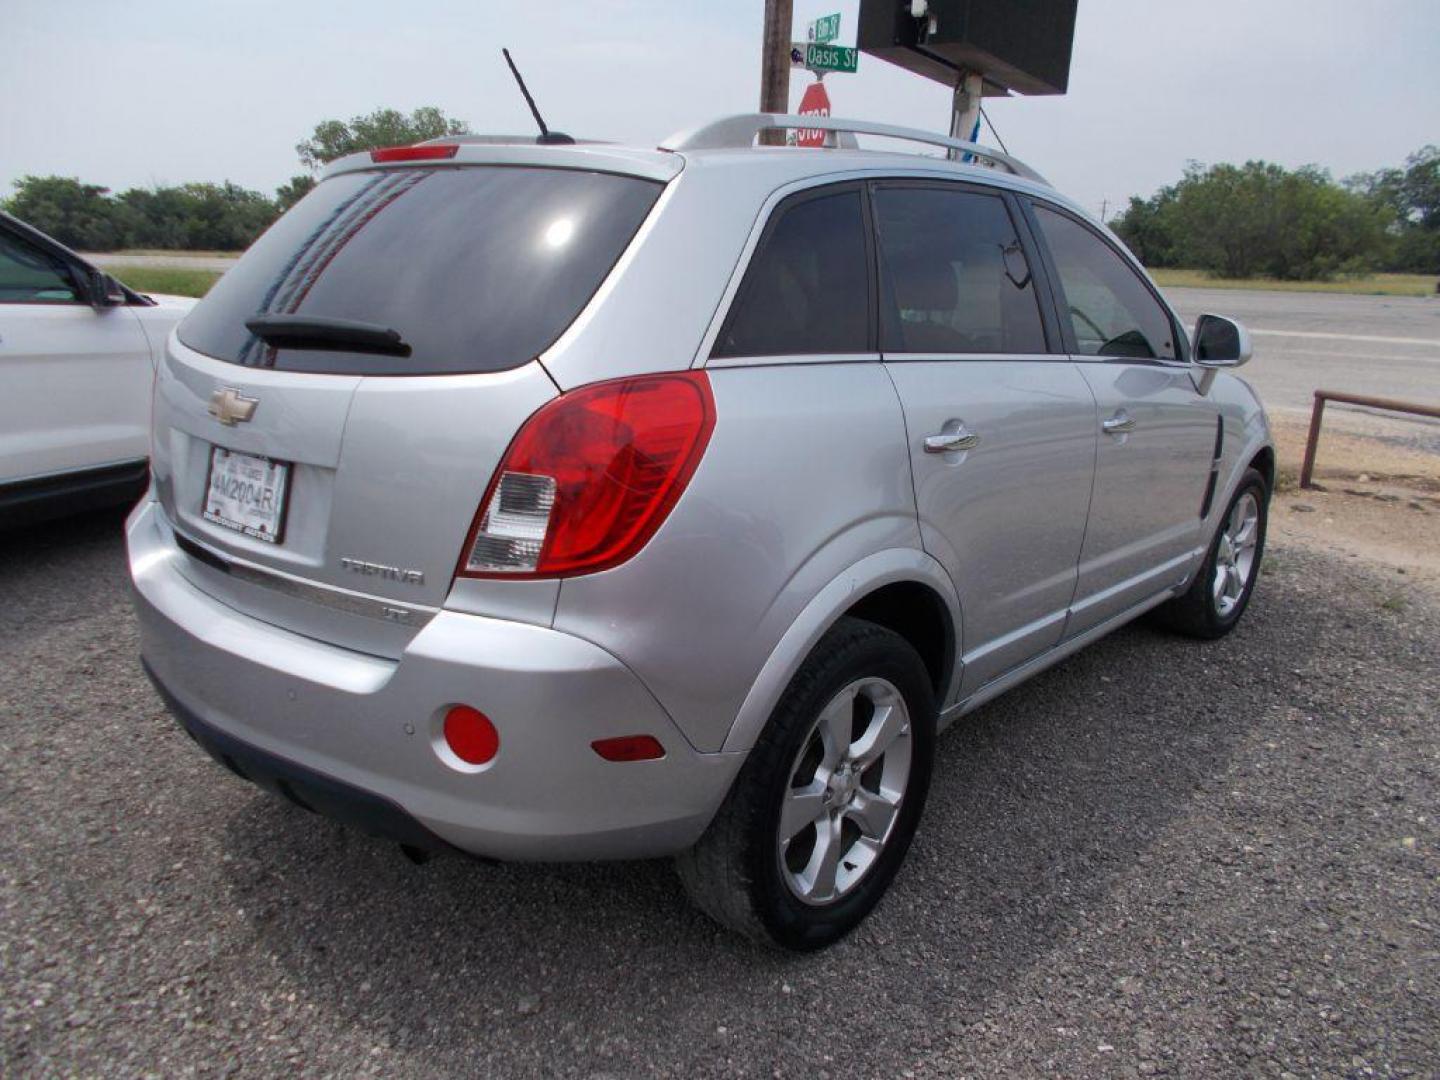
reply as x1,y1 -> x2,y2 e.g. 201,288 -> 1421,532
759,0 -> 793,145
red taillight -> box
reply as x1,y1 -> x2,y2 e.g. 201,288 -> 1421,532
458,372 -> 715,579
443,705 -> 499,765
369,144 -> 460,163
591,735 -> 666,762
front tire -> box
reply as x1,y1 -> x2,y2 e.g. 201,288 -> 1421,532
676,617 -> 936,951
1154,467 -> 1269,639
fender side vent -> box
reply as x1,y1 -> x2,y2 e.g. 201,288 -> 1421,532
1200,416 -> 1225,518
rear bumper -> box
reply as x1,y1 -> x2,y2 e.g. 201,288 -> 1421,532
146,659 -> 456,853
127,499 -> 744,861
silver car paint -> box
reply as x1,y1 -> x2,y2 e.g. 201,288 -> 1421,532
130,141 -> 1273,860
1066,359 -> 1219,636
551,360 -> 920,754
130,499 -> 745,860
883,356 -> 1097,698
151,333 -> 558,657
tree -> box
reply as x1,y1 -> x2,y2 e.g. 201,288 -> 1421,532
1348,146 -> 1440,273
1112,160 -> 1390,280
4,175 -> 130,251
275,175 -> 317,213
295,106 -> 470,171
119,186 -> 195,249
170,182 -> 279,249
1110,186 -> 1180,267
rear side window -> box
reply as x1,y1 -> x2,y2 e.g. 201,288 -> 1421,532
712,188 -> 870,358
1031,204 -> 1177,361
178,166 -> 661,375
0,229 -> 80,304
873,186 -> 1047,355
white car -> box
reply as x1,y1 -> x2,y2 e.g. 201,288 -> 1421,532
0,212 -> 195,528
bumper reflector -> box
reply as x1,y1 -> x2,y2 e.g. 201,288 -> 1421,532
591,735 -> 666,762
443,705 -> 499,765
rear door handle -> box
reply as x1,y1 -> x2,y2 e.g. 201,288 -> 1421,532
1102,410 -> 1136,435
924,430 -> 980,454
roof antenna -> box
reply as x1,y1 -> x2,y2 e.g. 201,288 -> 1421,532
502,48 -> 575,145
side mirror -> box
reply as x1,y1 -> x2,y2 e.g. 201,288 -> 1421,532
1193,313 -> 1252,368
79,266 -> 125,309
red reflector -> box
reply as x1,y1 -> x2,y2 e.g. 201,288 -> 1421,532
443,705 -> 499,765
369,144 -> 460,163
591,735 -> 666,762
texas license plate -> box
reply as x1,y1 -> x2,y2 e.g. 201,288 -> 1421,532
203,446 -> 290,543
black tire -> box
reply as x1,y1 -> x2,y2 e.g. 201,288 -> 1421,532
675,617 -> 936,951
1153,467 -> 1269,640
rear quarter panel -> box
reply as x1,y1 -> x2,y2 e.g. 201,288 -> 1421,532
551,362 -> 921,753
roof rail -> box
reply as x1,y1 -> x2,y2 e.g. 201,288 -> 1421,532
660,113 -> 1048,185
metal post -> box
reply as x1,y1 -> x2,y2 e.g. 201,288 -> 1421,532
759,0 -> 794,146
1299,392 -> 1326,489
1299,388 -> 1440,490
947,71 -> 983,160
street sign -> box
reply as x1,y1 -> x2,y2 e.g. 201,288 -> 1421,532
803,42 -> 859,74
808,12 -> 841,44
794,80 -> 832,148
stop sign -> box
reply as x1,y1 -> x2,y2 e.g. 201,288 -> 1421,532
795,80 -> 831,148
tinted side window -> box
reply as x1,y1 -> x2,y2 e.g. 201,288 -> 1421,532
873,186 -> 1047,355
1032,205 -> 1176,360
0,230 -> 80,304
713,188 -> 869,358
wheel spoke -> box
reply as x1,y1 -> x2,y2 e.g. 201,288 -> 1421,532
845,788 -> 899,841
849,701 -> 906,769
779,781 -> 828,843
803,816 -> 843,902
1228,500 -> 1247,538
817,688 -> 855,770
1232,514 -> 1257,548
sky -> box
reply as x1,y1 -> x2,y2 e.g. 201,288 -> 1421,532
3,0 -> 1438,220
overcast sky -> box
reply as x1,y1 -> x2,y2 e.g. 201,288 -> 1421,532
4,0 -> 1437,220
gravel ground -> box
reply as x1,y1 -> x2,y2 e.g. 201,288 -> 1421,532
2,510 -> 1437,1078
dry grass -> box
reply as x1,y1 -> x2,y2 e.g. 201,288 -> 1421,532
1150,268 -> 1436,298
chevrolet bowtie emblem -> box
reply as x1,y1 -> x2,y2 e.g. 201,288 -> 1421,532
208,387 -> 258,426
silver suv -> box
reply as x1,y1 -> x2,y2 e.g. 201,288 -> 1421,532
128,115 -> 1272,950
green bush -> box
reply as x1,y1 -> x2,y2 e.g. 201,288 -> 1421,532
1113,161 -> 1390,281
1113,147 -> 1439,280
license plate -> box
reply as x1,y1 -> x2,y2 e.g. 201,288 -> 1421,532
203,446 -> 290,543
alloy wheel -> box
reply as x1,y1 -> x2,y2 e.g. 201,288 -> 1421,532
777,677 -> 913,905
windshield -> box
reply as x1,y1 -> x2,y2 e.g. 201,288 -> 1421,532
178,165 -> 661,376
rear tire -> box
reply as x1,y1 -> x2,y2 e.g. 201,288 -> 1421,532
675,617 -> 936,951
1153,467 -> 1269,640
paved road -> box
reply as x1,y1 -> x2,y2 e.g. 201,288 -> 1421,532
2,511 -> 1436,1077
1165,288 -> 1440,452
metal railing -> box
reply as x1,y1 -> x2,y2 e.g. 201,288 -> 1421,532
1299,390 -> 1440,488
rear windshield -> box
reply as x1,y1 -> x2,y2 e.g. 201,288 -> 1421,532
178,166 -> 662,375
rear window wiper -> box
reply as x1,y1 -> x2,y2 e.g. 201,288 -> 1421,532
244,314 -> 412,357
